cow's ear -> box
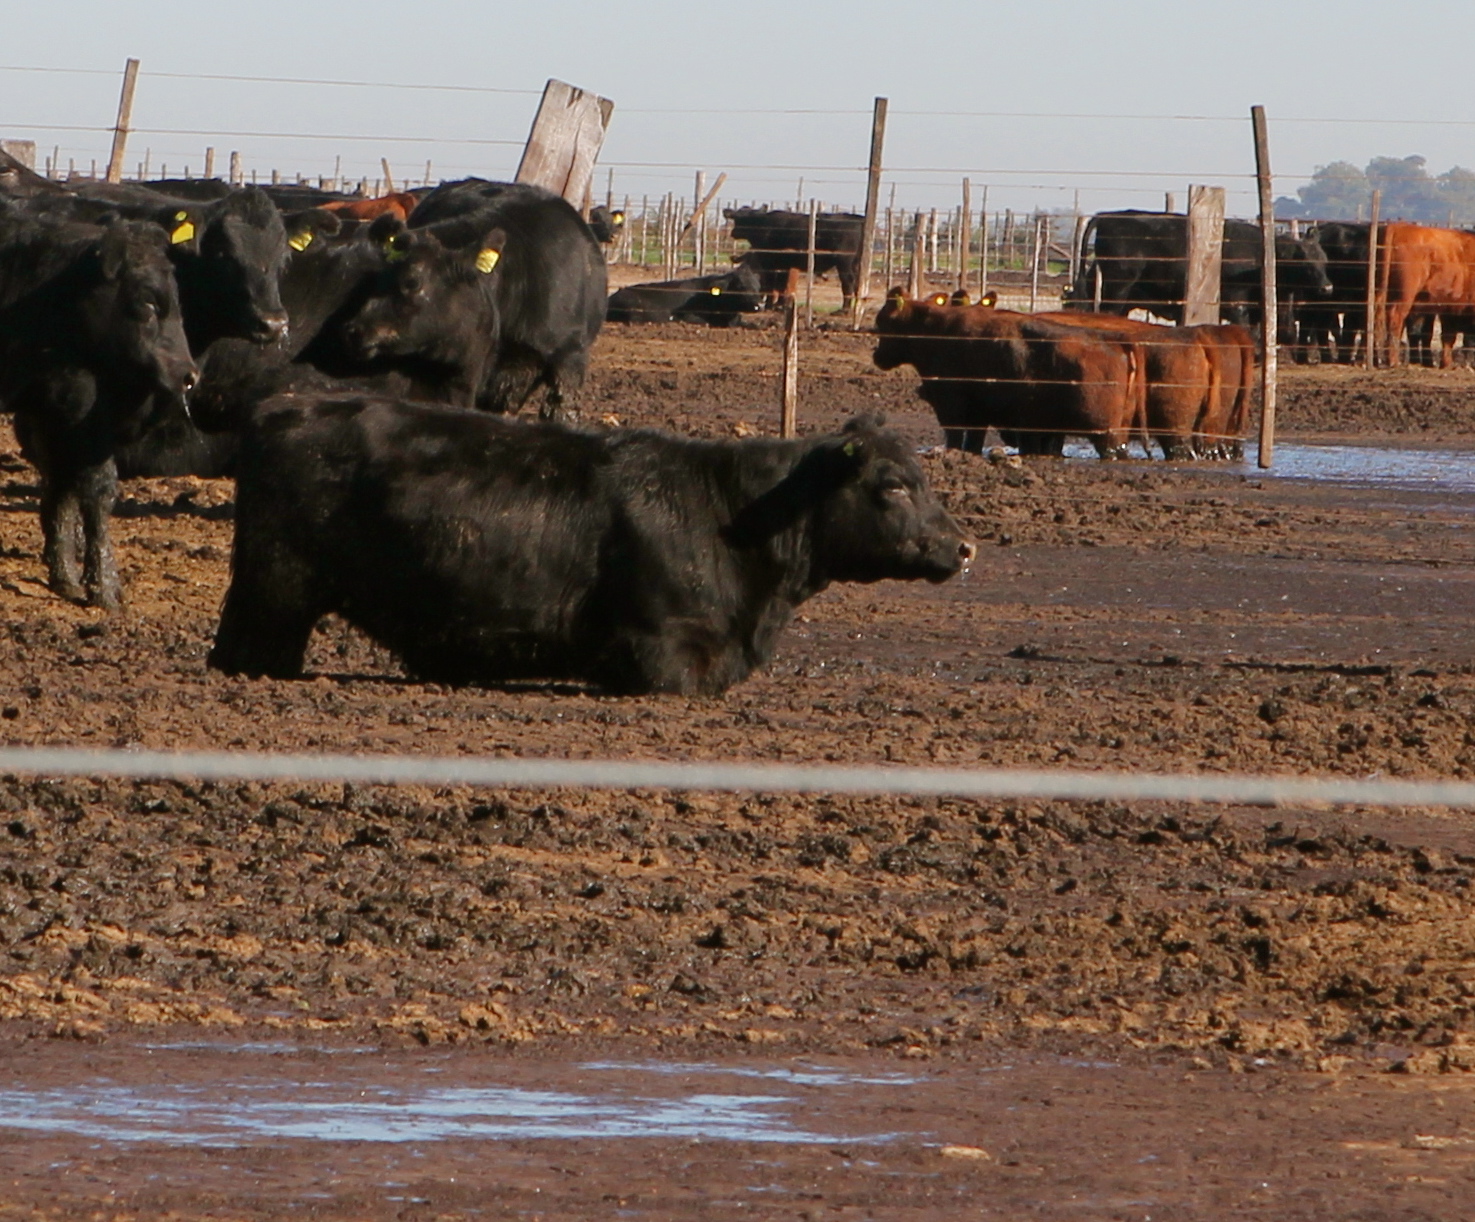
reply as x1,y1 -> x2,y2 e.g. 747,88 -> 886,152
980,290 -> 998,308
471,227 -> 507,275
368,212 -> 407,248
160,206 -> 201,252
285,207 -> 341,252
884,286 -> 910,314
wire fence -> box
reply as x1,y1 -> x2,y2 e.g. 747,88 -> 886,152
3,746 -> 1475,811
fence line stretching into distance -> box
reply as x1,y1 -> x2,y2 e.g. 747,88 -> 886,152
3,747 -> 1475,811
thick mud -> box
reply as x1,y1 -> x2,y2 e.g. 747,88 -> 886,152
4,315 -> 1475,1217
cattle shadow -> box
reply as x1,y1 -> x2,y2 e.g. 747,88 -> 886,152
114,495 -> 235,522
306,669 -> 596,697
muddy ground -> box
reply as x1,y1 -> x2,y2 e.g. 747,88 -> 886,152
4,313 -> 1475,1217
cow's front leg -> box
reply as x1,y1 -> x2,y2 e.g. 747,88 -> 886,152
39,473 -> 85,603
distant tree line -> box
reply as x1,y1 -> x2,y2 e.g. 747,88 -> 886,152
1275,155 -> 1475,223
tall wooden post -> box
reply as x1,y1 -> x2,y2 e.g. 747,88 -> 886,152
908,211 -> 925,299
1364,189 -> 1382,370
229,151 -> 241,185
1183,185 -> 1226,326
805,198 -> 819,328
978,186 -> 989,297
694,171 -> 706,271
882,206 -> 894,288
958,178 -> 972,295
105,58 -> 140,185
853,97 -> 888,326
1029,216 -> 1044,312
1252,105 -> 1278,469
780,300 -> 799,438
203,147 -> 215,179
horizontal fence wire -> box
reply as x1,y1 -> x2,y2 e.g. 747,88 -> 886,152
1,747 -> 1474,809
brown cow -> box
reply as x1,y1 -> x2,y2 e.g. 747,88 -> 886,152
318,192 -> 420,224
932,289 -> 1233,457
1378,222 -> 1475,367
874,289 -> 1145,458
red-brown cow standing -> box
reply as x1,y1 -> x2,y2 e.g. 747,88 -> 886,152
873,290 -> 1145,458
1378,222 -> 1475,368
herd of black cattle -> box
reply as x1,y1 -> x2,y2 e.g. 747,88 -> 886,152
0,154 -> 976,694
1,148 -> 1394,693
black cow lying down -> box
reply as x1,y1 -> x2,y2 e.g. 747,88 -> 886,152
606,266 -> 763,326
209,406 -> 973,694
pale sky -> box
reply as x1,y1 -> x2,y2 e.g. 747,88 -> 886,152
3,1 -> 1471,218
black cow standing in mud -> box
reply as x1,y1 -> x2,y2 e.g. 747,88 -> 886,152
724,206 -> 865,312
1070,210 -> 1333,329
0,208 -> 197,607
209,406 -> 973,695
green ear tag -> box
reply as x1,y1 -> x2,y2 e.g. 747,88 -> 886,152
475,248 -> 500,274
288,230 -> 313,252
843,441 -> 858,457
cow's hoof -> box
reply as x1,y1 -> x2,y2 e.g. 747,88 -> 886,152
49,577 -> 86,605
86,586 -> 123,612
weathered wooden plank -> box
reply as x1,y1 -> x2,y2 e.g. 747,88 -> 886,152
515,79 -> 614,207
1183,184 -> 1225,326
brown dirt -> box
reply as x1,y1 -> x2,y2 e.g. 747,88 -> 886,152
5,318 -> 1475,1217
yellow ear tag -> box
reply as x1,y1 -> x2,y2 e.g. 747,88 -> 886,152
170,220 -> 195,245
288,230 -> 313,252
174,211 -> 189,222
710,285 -> 722,295
843,441 -> 858,457
612,211 -> 625,223
932,294 -> 948,306
475,248 -> 500,274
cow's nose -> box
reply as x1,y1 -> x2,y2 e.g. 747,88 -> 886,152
257,311 -> 290,343
958,540 -> 977,568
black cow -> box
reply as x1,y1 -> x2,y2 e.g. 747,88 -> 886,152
337,219 -> 507,410
10,182 -> 290,351
606,266 -> 763,326
1068,210 -> 1333,328
0,207 -> 197,606
723,206 -> 865,312
343,179 -> 606,418
1296,222 -> 1371,363
209,406 -> 973,694
588,204 -> 626,245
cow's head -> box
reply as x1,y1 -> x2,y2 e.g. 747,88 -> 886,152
809,416 -> 974,584
728,415 -> 973,586
1277,234 -> 1334,297
341,215 -> 506,364
168,186 -> 290,347
81,219 -> 198,428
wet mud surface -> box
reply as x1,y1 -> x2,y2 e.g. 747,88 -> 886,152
4,317 -> 1475,1216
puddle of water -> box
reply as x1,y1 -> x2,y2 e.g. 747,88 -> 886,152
0,1077 -> 905,1148
580,1061 -> 922,1087
1049,437 -> 1475,493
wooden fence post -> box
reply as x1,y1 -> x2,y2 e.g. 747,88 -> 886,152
780,300 -> 799,438
694,171 -> 706,271
1252,105 -> 1277,469
978,186 -> 989,297
1183,185 -> 1226,326
958,178 -> 972,294
105,58 -> 140,185
927,208 -> 939,273
1029,216 -> 1044,312
881,207 -> 893,288
805,199 -> 819,327
908,211 -> 925,299
1364,189 -> 1382,369
853,97 -> 887,326
203,147 -> 215,179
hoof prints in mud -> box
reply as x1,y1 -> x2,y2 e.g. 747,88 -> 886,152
2,774 -> 1474,1068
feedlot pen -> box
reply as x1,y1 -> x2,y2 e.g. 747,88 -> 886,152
4,321 -> 1475,1218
